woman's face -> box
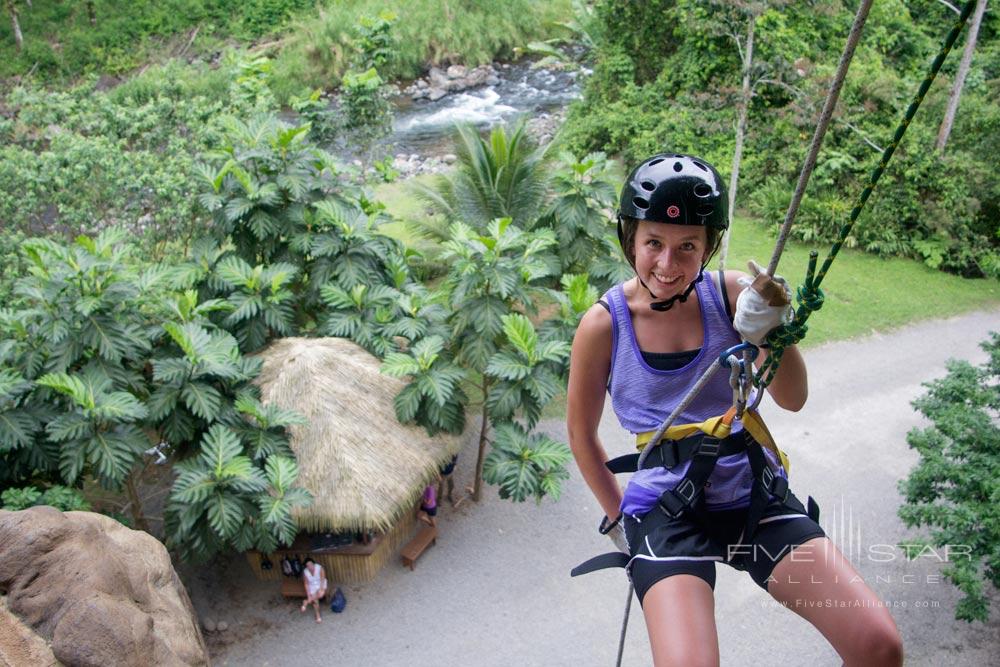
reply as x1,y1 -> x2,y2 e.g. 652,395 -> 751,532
633,221 -> 708,299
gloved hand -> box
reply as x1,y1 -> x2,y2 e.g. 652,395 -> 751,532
600,514 -> 629,554
734,260 -> 794,346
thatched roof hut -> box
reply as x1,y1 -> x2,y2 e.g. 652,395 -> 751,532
254,337 -> 467,535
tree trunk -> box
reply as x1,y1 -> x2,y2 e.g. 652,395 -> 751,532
125,471 -> 151,533
471,392 -> 489,502
86,0 -> 96,27
7,1 -> 23,52
718,13 -> 755,270
936,0 -> 986,152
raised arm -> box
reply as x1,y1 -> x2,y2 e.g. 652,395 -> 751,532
722,269 -> 808,411
566,303 -> 622,520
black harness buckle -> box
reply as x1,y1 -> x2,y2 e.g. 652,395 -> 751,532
761,466 -> 790,503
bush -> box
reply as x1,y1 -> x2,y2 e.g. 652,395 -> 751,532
899,332 -> 1000,623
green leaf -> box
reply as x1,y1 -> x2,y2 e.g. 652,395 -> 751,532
486,352 -> 531,381
95,391 -> 148,422
207,490 -> 245,539
380,352 -> 421,378
198,425 -> 244,475
265,455 -> 299,493
501,313 -> 538,356
394,384 -> 422,423
181,382 -> 223,420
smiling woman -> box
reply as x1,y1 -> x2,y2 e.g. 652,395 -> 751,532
567,152 -> 902,667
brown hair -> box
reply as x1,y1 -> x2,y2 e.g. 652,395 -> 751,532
619,217 -> 723,268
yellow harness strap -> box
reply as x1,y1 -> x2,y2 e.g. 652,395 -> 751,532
636,408 -> 791,471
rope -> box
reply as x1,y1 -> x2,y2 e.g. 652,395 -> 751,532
636,358 -> 722,470
754,0 -> 979,393
615,584 -> 633,667
766,0 -> 874,277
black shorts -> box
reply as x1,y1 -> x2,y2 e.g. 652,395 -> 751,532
624,494 -> 825,605
422,505 -> 438,517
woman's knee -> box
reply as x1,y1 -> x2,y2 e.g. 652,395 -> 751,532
847,615 -> 903,666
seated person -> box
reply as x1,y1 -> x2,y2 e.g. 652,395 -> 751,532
300,558 -> 328,623
418,484 -> 437,527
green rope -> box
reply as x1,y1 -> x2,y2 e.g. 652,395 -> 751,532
755,0 -> 978,390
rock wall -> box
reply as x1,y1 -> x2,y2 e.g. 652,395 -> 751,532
0,507 -> 208,667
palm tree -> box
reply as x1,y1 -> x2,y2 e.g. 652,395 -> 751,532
409,121 -> 551,240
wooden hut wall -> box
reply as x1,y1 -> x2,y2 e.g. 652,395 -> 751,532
247,515 -> 416,583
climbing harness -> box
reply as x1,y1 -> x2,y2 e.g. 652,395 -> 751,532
574,1 -> 982,664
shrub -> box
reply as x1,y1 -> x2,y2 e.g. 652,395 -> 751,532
899,332 -> 1000,623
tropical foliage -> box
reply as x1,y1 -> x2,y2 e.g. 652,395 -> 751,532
899,332 -> 1000,623
563,0 -> 1000,278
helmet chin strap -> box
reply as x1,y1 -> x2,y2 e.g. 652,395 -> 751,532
638,267 -> 706,312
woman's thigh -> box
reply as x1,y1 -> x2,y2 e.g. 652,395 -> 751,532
642,574 -> 719,667
767,537 -> 903,666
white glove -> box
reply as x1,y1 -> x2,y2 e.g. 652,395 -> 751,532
600,514 -> 629,554
734,260 -> 794,346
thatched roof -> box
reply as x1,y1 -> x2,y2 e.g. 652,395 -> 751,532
254,337 -> 467,534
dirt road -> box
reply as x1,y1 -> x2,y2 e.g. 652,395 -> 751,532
196,308 -> 1000,666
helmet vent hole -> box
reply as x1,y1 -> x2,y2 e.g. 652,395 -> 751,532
640,180 -> 656,192
673,161 -> 683,172
632,196 -> 650,210
697,204 -> 715,216
648,158 -> 665,166
693,161 -> 708,172
694,183 -> 712,197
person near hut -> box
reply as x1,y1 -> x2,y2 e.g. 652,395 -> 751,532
437,455 -> 458,506
418,484 -> 437,527
300,558 -> 328,623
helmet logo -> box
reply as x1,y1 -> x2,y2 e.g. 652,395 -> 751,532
666,205 -> 680,218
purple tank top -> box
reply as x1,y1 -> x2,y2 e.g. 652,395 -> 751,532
604,277 -> 783,515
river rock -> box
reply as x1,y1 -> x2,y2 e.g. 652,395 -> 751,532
463,68 -> 489,87
446,65 -> 468,79
428,88 -> 448,102
428,67 -> 450,89
0,507 -> 209,667
216,621 -> 228,632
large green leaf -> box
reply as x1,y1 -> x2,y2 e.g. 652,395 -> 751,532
46,414 -> 93,442
380,352 -> 421,378
265,455 -> 300,492
181,382 -> 223,420
393,383 -> 423,423
95,391 -> 148,423
198,425 -> 244,475
486,352 -> 531,381
207,490 -> 246,539
0,410 -> 38,450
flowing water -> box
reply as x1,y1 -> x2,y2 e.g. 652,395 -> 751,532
387,59 -> 584,158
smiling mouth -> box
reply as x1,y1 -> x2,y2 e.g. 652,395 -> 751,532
652,273 -> 683,287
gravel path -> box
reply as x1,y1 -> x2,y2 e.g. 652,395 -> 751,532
189,308 -> 1000,666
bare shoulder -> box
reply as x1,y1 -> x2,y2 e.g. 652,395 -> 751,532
572,302 -> 613,354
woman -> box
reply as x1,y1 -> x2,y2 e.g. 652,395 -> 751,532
300,558 -> 327,623
567,153 -> 903,666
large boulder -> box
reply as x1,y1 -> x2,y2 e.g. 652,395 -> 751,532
0,507 -> 208,667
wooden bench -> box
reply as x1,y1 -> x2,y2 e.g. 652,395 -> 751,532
280,576 -> 328,601
400,524 -> 437,570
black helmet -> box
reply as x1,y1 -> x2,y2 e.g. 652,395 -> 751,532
617,153 -> 729,247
